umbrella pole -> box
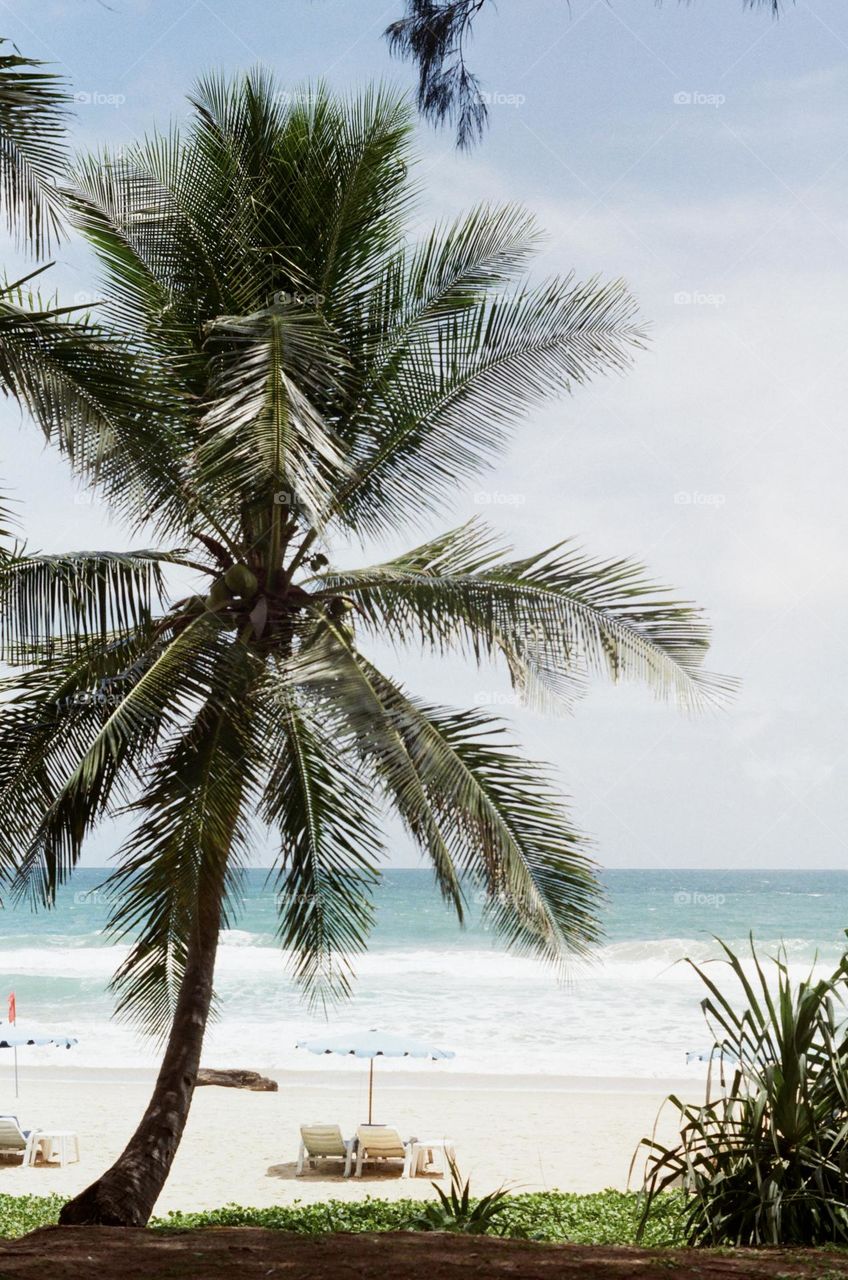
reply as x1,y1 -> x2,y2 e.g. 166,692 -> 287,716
13,1047 -> 18,1099
368,1059 -> 374,1124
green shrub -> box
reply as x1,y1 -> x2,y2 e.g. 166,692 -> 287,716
0,1193 -> 64,1236
639,937 -> 848,1247
0,1187 -> 685,1244
155,1188 -> 685,1245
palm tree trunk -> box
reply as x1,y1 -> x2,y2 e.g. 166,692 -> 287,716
58,874 -> 224,1226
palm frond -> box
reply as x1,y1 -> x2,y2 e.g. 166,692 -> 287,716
335,276 -> 644,536
0,624 -> 162,886
288,622 -> 466,915
0,548 -> 171,660
0,290 -> 192,537
105,642 -> 260,1036
187,73 -> 415,320
5,615 -> 236,905
290,625 -> 599,967
317,519 -> 733,710
352,202 -> 542,359
198,307 -> 350,529
0,41 -> 68,253
357,663 -> 601,968
260,686 -> 383,1007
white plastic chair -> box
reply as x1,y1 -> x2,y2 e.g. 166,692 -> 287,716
295,1123 -> 356,1177
0,1115 -> 39,1166
354,1124 -> 416,1177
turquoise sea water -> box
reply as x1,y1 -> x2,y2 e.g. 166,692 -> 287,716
0,868 -> 845,1078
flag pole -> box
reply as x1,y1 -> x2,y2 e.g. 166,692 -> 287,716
8,992 -> 17,1098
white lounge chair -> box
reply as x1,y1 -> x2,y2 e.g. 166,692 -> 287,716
295,1123 -> 356,1177
354,1124 -> 416,1177
0,1116 -> 38,1166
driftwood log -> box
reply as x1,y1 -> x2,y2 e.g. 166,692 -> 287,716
196,1068 -> 278,1092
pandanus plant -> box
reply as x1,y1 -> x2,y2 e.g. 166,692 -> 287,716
0,73 -> 728,1224
638,938 -> 848,1246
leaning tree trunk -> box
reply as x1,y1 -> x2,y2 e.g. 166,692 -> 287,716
59,879 -> 224,1226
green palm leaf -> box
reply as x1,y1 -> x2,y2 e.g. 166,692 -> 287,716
106,642 -> 260,1035
0,41 -> 68,254
335,275 -> 644,535
290,624 -> 599,971
4,615 -> 236,904
0,548 -> 171,660
198,307 -> 350,529
320,519 -> 732,710
260,688 -> 382,1006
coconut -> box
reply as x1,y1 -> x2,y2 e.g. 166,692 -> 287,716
206,578 -> 234,609
224,563 -> 259,597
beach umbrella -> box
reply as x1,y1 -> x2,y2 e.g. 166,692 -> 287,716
296,1028 -> 455,1122
0,1022 -> 79,1097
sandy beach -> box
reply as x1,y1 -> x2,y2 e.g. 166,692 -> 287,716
0,1068 -> 694,1215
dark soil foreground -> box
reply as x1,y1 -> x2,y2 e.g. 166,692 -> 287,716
1,1229 -> 847,1280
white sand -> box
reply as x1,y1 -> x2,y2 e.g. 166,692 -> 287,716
0,1068 -> 694,1215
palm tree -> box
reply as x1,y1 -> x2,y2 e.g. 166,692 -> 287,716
0,73 -> 729,1225
385,0 -> 788,146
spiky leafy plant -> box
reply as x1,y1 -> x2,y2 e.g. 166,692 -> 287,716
405,1159 -> 521,1235
637,938 -> 848,1247
0,73 -> 728,1225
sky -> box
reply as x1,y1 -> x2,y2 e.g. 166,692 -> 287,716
0,0 -> 846,871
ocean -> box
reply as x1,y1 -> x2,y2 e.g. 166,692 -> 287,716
0,868 -> 845,1080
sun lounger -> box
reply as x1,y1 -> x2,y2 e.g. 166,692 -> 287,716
354,1124 -> 416,1177
295,1123 -> 356,1177
0,1115 -> 38,1165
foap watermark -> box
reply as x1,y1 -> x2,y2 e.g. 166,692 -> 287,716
274,89 -> 323,108
673,890 -> 727,908
273,491 -> 304,509
476,90 -> 526,109
74,90 -> 126,109
674,490 -> 726,508
472,690 -> 521,708
272,289 -> 326,307
73,888 -> 127,907
673,291 -> 726,308
275,890 -> 322,909
55,690 -> 124,713
473,489 -> 526,507
673,91 -> 725,108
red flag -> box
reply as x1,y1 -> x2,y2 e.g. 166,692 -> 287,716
7,992 -> 15,1024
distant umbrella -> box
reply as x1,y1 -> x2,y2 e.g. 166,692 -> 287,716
0,1022 -> 78,1097
0,1025 -> 78,1050
296,1028 -> 454,1122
